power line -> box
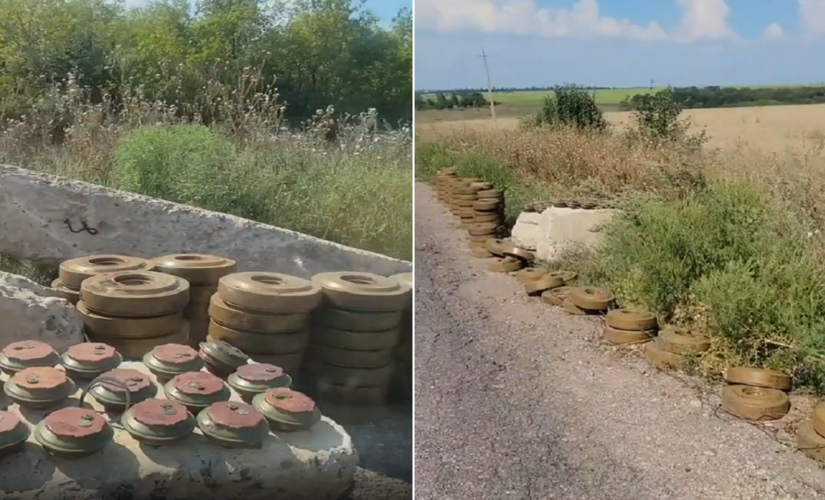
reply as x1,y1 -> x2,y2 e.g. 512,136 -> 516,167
478,48 -> 497,121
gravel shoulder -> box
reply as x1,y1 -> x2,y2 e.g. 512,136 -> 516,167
414,182 -> 825,500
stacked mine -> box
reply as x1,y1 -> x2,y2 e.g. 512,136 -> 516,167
306,271 -> 412,405
389,272 -> 413,403
436,169 -> 458,204
77,269 -> 191,359
207,272 -> 322,377
151,253 -> 237,347
54,254 -> 155,305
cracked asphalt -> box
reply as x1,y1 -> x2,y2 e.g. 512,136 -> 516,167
414,182 -> 825,500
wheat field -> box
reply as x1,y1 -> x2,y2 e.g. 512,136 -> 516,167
416,103 -> 825,153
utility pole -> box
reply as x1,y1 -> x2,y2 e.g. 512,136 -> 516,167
478,48 -> 496,121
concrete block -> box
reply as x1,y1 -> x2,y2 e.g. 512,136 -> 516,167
0,165 -> 410,279
535,207 -> 617,261
0,272 -> 83,353
0,362 -> 357,500
511,212 -> 543,251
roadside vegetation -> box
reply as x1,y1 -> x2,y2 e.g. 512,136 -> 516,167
0,0 -> 412,262
416,84 -> 825,394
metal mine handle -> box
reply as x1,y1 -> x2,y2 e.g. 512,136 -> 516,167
78,376 -> 131,430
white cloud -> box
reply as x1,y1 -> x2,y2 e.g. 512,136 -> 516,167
762,23 -> 784,40
799,0 -> 825,37
415,0 -> 667,41
673,0 -> 735,42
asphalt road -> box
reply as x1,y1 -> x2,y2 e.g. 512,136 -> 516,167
414,182 -> 825,500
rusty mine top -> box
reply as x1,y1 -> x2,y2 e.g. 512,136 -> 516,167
14,367 -> 67,390
131,399 -> 190,427
207,401 -> 264,429
236,363 -> 284,382
67,343 -> 117,362
0,411 -> 23,433
153,344 -> 198,365
174,371 -> 224,395
265,388 -> 316,414
44,408 -> 107,438
4,341 -> 55,361
100,368 -> 151,393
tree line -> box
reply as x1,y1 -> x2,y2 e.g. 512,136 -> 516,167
0,0 -> 412,126
415,91 -> 493,110
621,85 -> 825,110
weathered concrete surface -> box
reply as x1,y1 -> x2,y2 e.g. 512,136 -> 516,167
0,362 -> 357,500
0,272 -> 83,353
511,208 -> 616,261
510,212 -> 541,251
0,165 -> 410,278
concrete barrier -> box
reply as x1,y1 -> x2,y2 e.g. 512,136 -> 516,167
0,165 -> 410,278
512,207 -> 617,261
0,362 -> 357,500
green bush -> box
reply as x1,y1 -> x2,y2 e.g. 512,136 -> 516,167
528,84 -> 607,131
563,180 -> 825,390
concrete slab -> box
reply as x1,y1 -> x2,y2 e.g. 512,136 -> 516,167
0,273 -> 83,353
510,212 -> 542,251
0,362 -> 357,500
0,165 -> 410,279
535,207 -> 616,261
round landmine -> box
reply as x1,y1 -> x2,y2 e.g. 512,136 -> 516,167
720,385 -> 790,421
314,307 -> 403,332
474,199 -> 501,212
61,343 -> 122,380
227,363 -> 292,401
314,384 -> 389,405
197,401 -> 268,448
249,352 -> 304,375
312,325 -> 401,351
209,294 -> 309,333
309,345 -> 393,369
393,337 -> 412,362
311,364 -> 394,388
80,271 -> 190,318
563,298 -> 589,316
0,340 -> 60,375
198,340 -> 249,377
603,325 -> 656,345
151,253 -> 237,286
76,300 -> 184,339
93,322 -> 190,360
471,246 -> 495,258
4,367 -> 76,410
477,189 -> 503,199
207,321 -> 309,355
217,272 -> 322,314
312,272 -> 411,312
51,278 -> 80,305
467,223 -> 497,237
474,212 -> 501,223
88,368 -> 157,411
390,273 -> 413,303
59,254 -> 154,290
122,399 -> 196,446
644,341 -> 684,370
797,420 -> 825,462
555,270 -> 577,284
163,371 -> 231,414
813,403 -> 825,440
485,238 -> 513,257
0,411 -> 30,457
512,268 -> 547,284
524,274 -> 564,296
252,387 -> 321,432
605,309 -> 658,331
34,407 -> 113,457
541,286 -> 572,306
723,367 -> 792,391
143,344 -> 204,382
568,287 -> 614,312
657,327 -> 711,355
488,257 -> 523,273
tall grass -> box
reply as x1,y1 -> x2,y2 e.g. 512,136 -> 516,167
0,79 -> 412,262
416,101 -> 825,393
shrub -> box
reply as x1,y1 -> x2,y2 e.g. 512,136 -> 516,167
563,180 -> 825,389
529,84 -> 607,131
627,87 -> 709,151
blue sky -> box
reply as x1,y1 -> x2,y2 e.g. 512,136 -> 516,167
415,0 -> 825,90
